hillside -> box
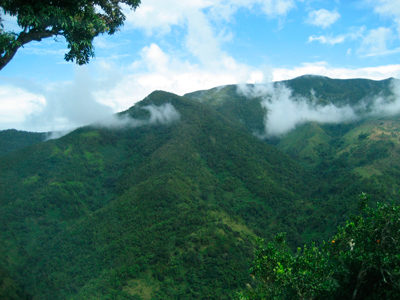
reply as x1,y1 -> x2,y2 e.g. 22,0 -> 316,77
1,76 -> 400,299
281,75 -> 394,106
184,75 -> 396,136
186,75 -> 400,237
0,91 -> 318,299
0,129 -> 46,156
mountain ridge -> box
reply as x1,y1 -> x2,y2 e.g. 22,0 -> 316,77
1,75 -> 400,299
0,89 -> 319,299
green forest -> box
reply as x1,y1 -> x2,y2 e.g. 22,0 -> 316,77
1,76 -> 400,299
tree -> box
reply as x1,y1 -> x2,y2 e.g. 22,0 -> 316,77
239,193 -> 400,299
0,0 -> 141,70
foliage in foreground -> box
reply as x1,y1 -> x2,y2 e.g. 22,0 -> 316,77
240,193 -> 400,299
0,0 -> 141,70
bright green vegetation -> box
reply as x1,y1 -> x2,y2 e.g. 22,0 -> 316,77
240,193 -> 400,299
185,85 -> 266,134
1,76 -> 400,299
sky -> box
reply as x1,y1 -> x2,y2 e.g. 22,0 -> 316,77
1,0 -> 400,132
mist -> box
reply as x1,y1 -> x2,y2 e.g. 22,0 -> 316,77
45,130 -> 72,141
25,67 -> 114,133
94,103 -> 180,129
365,79 -> 400,117
260,84 -> 357,137
23,66 -> 180,139
236,79 -> 400,137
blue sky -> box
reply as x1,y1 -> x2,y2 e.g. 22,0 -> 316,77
1,0 -> 400,132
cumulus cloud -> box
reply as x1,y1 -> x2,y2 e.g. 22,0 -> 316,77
95,43 -> 260,112
123,0 -> 296,34
306,9 -> 340,28
185,9 -> 223,66
121,0 -> 296,70
0,85 -> 45,130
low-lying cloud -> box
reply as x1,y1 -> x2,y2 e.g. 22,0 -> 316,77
45,103 -> 181,140
365,80 -> 400,117
21,66 -> 180,139
94,103 -> 180,129
25,67 -> 114,133
238,78 -> 400,137
238,83 -> 357,137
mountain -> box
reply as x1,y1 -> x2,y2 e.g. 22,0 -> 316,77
1,76 -> 400,299
0,91 -> 319,299
184,75 -> 396,137
0,129 -> 46,156
281,75 -> 394,106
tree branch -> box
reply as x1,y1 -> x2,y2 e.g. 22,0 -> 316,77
0,28 -> 60,71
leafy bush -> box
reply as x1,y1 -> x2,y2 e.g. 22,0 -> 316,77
240,193 -> 400,299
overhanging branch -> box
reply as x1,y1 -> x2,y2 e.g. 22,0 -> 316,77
0,28 -> 61,71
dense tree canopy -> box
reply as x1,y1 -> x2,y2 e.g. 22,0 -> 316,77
239,193 -> 400,299
0,0 -> 141,70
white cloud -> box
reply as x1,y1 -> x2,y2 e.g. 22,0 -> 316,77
238,78 -> 400,138
185,9 -> 223,66
368,0 -> 400,37
368,79 -> 400,116
95,43 -> 258,113
238,82 -> 357,137
122,0 -> 189,35
256,0 -> 296,17
358,27 -> 394,56
308,35 -> 345,45
306,9 -> 340,28
24,67 -> 114,132
3,51 -> 400,133
272,61 -> 400,81
237,78 -> 400,137
123,0 -> 296,35
0,86 -> 45,129
361,47 -> 400,57
95,103 -> 180,129
307,26 -> 364,46
262,85 -> 356,136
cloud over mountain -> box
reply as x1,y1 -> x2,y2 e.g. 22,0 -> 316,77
238,82 -> 357,137
96,103 -> 180,129
238,78 -> 400,137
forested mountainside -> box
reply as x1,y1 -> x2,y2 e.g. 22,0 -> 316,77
0,129 -> 46,156
1,75 -> 400,299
